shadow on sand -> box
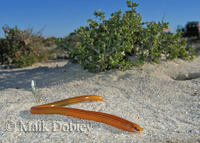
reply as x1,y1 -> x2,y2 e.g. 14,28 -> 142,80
0,61 -> 96,90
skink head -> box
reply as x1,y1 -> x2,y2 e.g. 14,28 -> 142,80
131,123 -> 143,133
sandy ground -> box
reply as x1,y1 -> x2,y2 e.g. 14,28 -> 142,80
0,57 -> 200,143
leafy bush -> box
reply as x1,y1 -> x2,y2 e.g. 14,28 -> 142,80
55,33 -> 82,50
61,1 -> 194,72
137,21 -> 194,62
0,38 -> 9,64
0,25 -> 49,67
42,36 -> 57,47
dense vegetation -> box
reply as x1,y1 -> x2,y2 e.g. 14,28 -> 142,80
59,1 -> 195,72
0,25 -> 54,67
0,1 -> 197,71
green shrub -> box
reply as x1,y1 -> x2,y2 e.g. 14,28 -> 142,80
15,53 -> 38,68
61,1 -> 194,72
138,21 -> 194,61
0,25 -> 49,67
42,36 -> 57,47
0,38 -> 9,64
70,1 -> 144,72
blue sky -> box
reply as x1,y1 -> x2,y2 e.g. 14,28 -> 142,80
0,0 -> 199,38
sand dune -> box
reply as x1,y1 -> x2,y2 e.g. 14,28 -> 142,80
0,57 -> 200,142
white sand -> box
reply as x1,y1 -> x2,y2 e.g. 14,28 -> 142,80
0,57 -> 200,143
